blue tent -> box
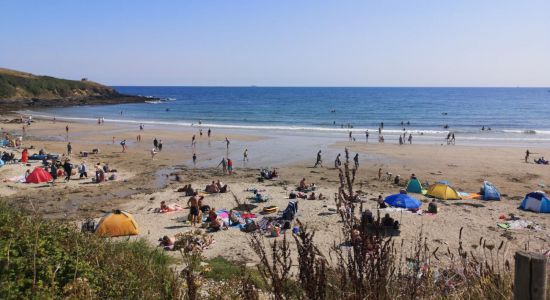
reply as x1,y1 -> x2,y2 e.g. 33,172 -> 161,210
520,192 -> 550,213
481,181 -> 500,200
384,194 -> 421,210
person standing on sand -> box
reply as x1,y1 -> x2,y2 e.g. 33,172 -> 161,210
79,162 -> 88,179
348,131 -> 353,141
140,123 -> 144,130
151,148 -> 157,159
217,157 -> 227,174
67,142 -> 72,156
335,153 -> 341,168
158,140 -> 163,151
451,133 -> 456,145
399,136 -> 403,145
200,129 -> 203,137
227,158 -> 233,174
365,130 -> 369,142
314,150 -> 323,167
225,137 -> 230,149
353,153 -> 359,169
187,194 -> 200,227
65,125 -> 69,134
120,139 -> 127,152
193,153 -> 197,167
525,150 -> 530,163
378,168 -> 383,180
192,135 -> 196,146
208,128 -> 211,138
63,159 -> 72,182
408,134 -> 413,144
153,138 -> 158,149
243,148 -> 248,162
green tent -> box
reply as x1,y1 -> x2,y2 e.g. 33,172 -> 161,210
406,178 -> 424,194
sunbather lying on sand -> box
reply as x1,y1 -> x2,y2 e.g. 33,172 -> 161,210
158,201 -> 184,213
159,235 -> 175,250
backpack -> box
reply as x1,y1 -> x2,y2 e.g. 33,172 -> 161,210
81,219 -> 96,233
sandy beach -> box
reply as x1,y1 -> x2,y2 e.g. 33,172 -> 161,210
1,115 -> 549,267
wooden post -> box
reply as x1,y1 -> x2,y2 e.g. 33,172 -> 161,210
514,251 -> 547,300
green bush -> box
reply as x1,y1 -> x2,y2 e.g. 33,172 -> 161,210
0,202 -> 182,299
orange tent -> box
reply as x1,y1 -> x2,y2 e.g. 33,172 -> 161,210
95,210 -> 139,237
26,167 -> 53,183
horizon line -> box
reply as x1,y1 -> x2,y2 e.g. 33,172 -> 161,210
109,85 -> 550,89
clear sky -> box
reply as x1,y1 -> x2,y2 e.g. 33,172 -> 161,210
1,0 -> 549,87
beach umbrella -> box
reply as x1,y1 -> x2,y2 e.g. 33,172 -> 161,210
384,194 -> 421,210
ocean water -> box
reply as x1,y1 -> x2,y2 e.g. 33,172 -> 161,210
28,87 -> 550,147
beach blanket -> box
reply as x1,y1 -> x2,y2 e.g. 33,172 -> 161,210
458,192 -> 471,197
462,193 -> 482,200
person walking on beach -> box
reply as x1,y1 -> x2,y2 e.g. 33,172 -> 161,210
314,150 -> 323,168
67,142 -> 72,156
225,137 -> 230,149
335,153 -> 342,168
353,153 -> 359,169
378,168 -> 383,181
243,148 -> 248,162
348,131 -> 353,141
381,122 -> 384,129
192,135 -> 196,146
192,153 -> 197,167
158,140 -> 163,151
451,133 -> 456,145
218,157 -> 227,174
153,137 -> 158,149
399,136 -> 403,145
140,123 -> 144,130
120,139 -> 127,152
79,161 -> 88,179
227,158 -> 233,174
525,149 -> 531,163
112,136 -> 115,144
151,148 -> 158,159
63,159 -> 72,182
137,134 -> 141,142
199,129 -> 203,137
408,134 -> 413,144
365,130 -> 369,143
208,128 -> 211,138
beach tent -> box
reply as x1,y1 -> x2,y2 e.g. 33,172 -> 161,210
519,192 -> 550,213
384,194 -> 421,210
406,178 -> 423,194
0,159 -> 4,167
481,181 -> 501,200
427,183 -> 461,200
25,167 -> 53,183
95,210 -> 140,237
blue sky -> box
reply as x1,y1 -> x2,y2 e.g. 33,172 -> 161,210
1,1 -> 549,86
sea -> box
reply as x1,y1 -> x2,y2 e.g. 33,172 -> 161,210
27,87 -> 550,144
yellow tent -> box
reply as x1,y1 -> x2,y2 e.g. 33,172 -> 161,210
95,210 -> 139,237
426,183 -> 461,200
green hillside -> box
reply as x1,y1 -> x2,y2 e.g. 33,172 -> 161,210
0,68 -> 119,100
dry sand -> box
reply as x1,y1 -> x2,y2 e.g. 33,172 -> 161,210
1,116 -> 549,267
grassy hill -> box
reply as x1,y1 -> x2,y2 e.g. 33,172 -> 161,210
0,68 -> 119,100
0,68 -> 146,110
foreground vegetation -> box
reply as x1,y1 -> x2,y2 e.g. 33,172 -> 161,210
0,202 -> 181,299
0,162 -> 519,299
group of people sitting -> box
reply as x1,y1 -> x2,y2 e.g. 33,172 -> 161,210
297,178 -> 316,192
179,184 -> 195,196
535,157 -> 549,165
205,180 -> 229,193
260,168 -> 278,180
1,151 -> 15,164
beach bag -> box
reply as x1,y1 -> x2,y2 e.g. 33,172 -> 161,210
271,226 -> 281,237
81,219 -> 96,233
